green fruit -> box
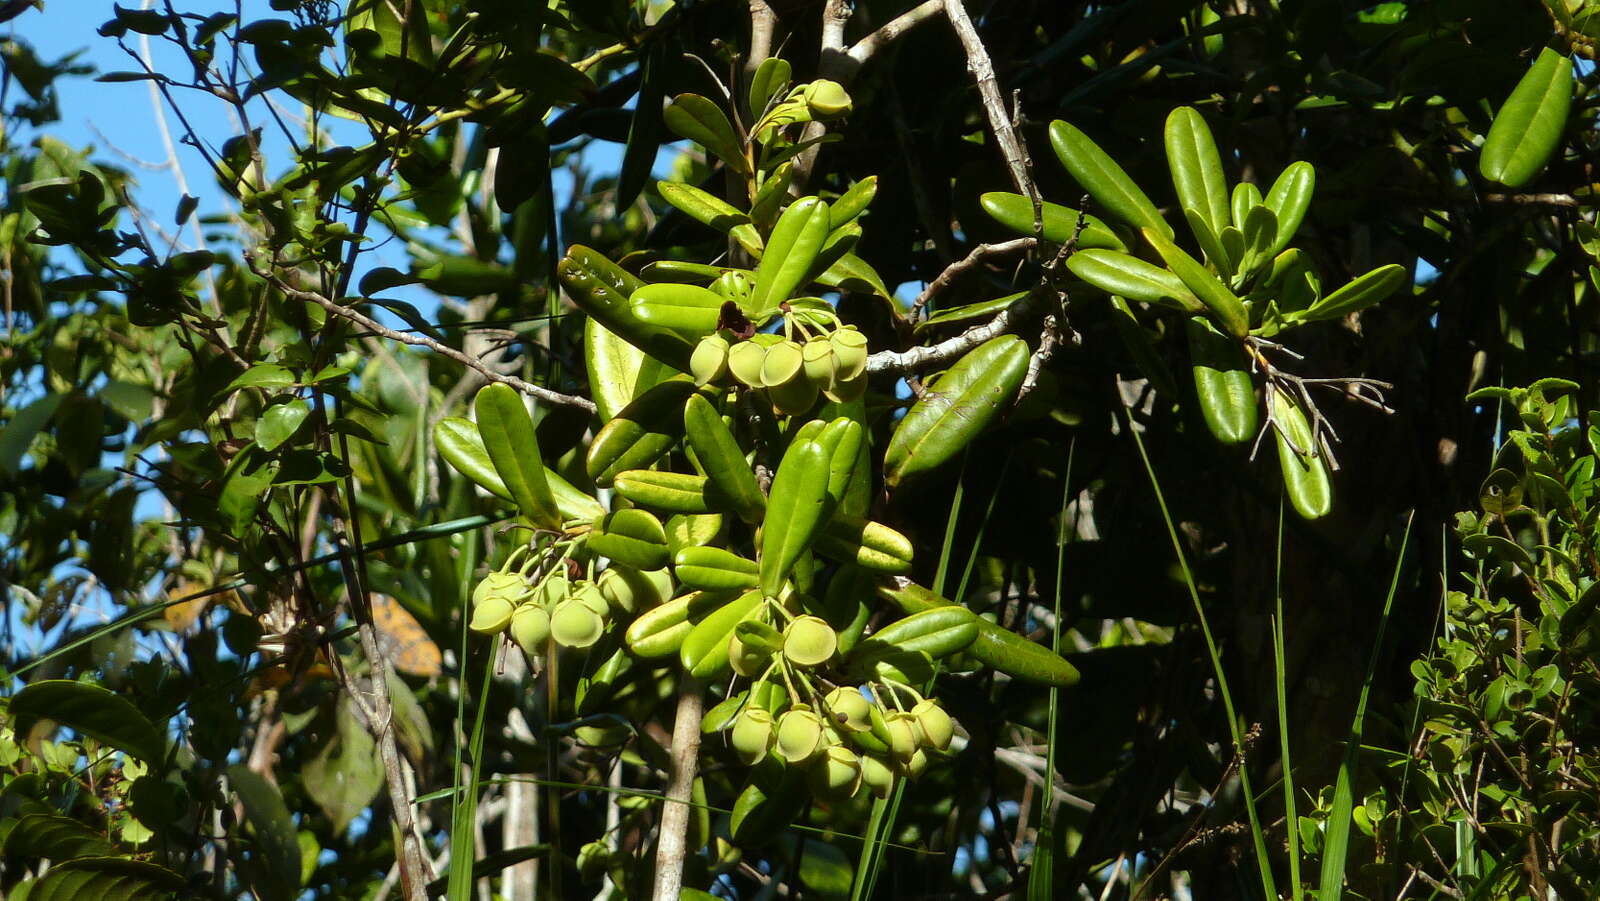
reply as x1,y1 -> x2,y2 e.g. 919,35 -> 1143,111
775,706 -> 826,764
728,631 -> 773,678
859,753 -> 894,798
472,570 -> 527,608
829,327 -> 868,380
767,375 -> 819,415
729,707 -> 775,765
691,333 -> 731,385
811,746 -> 862,798
510,604 -> 551,653
761,340 -> 805,388
803,79 -> 852,117
910,699 -> 953,751
728,340 -> 769,388
823,686 -> 871,733
576,840 -> 611,881
469,595 -> 515,634
551,599 -> 605,648
573,581 -> 609,616
538,572 -> 570,608
802,336 -> 836,386
782,615 -> 838,666
884,712 -> 918,763
901,748 -> 929,779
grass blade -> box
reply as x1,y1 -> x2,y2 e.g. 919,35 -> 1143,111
1318,510 -> 1413,900
1121,401 -> 1276,900
1274,499 -> 1303,900
1028,438 -> 1075,901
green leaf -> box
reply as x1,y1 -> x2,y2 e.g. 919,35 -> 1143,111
1269,386 -> 1332,520
618,45 -> 666,209
255,399 -> 309,451
884,336 -> 1030,487
3,813 -> 117,861
1480,48 -> 1573,188
302,698 -> 383,833
10,680 -> 165,765
474,383 -> 560,530
1263,161 -> 1315,256
978,191 -> 1126,250
1164,106 -> 1230,239
1066,249 -> 1200,312
22,857 -> 187,901
1047,120 -> 1172,238
751,197 -> 830,314
1142,227 -> 1249,337
228,765 -> 303,901
0,392 -> 64,474
747,57 -> 792,120
760,439 -> 832,596
657,181 -> 749,233
664,93 -> 750,176
1291,264 -> 1407,322
1186,317 -> 1258,445
224,363 -> 296,393
584,317 -> 668,422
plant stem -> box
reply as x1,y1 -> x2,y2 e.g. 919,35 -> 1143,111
652,677 -> 704,901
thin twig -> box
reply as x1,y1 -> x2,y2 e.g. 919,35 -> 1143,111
942,0 -> 1037,201
269,280 -> 597,413
845,0 -> 944,68
910,237 -> 1035,321
868,287 -> 1039,373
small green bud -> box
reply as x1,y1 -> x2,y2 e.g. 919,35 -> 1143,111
728,632 -> 774,678
728,340 -> 768,388
576,840 -> 611,881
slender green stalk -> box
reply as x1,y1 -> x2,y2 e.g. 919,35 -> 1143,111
1028,439 -> 1075,901
1274,500 -> 1303,900
1122,404 -> 1276,900
449,631 -> 498,901
1318,511 -> 1414,901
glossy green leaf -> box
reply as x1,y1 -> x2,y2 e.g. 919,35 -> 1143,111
22,857 -> 187,901
10,680 -> 164,764
1186,317 -> 1258,445
584,379 -> 699,488
1183,207 -> 1235,278
657,181 -> 750,233
748,57 -> 792,121
680,588 -> 764,678
474,383 -> 559,530
629,282 -> 726,338
1048,120 -> 1172,238
818,252 -> 893,299
813,517 -> 914,574
613,469 -> 730,515
1066,250 -> 1201,312
617,45 -> 666,209
255,399 -> 309,451
1269,386 -> 1333,519
559,246 -> 694,371
1108,295 -> 1181,399
829,176 -> 878,230
683,393 -> 765,523
760,438 -> 831,596
674,545 -> 760,591
1165,106 -> 1230,239
1237,204 -> 1278,278
1231,181 -> 1263,231
1263,161 -> 1315,256
0,392 -> 63,474
228,765 -> 302,901
884,336 -> 1030,488
434,417 -> 602,521
978,192 -> 1126,250
751,197 -> 830,314
664,93 -> 750,176
588,508 -> 670,570
878,581 -> 1079,686
1291,264 -> 1407,322
584,317 -> 668,422
1480,48 -> 1573,188
1143,227 -> 1249,337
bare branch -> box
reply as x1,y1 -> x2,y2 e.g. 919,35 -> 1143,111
271,280 -> 598,414
942,0 -> 1037,201
1484,192 -> 1579,209
847,0 -> 944,67
911,237 -> 1035,321
747,0 -> 778,77
650,680 -> 704,901
869,289 -> 1038,374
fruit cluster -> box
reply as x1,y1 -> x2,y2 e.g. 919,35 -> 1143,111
468,549 -> 670,657
692,320 -> 869,414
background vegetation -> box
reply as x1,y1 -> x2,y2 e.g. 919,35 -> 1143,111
0,0 -> 1597,899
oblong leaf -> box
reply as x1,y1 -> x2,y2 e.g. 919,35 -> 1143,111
1164,106 -> 1230,239
878,581 -> 1079,686
1186,317 -> 1258,445
978,192 -> 1126,250
1067,250 -> 1202,312
679,589 -> 764,678
584,317 -> 668,422
1479,47 -> 1573,188
1263,161 -> 1315,256
1048,120 -> 1172,238
558,246 -> 694,371
228,765 -> 302,901
884,336 -> 1030,487
664,93 -> 750,175
683,393 -> 765,523
629,282 -> 726,338
759,439 -> 831,596
474,383 -> 559,529
1143,227 -> 1249,337
9,680 -> 164,765
434,417 -> 603,520
1292,264 -> 1407,322
751,197 -> 830,314
584,379 -> 699,488
1269,386 -> 1333,520
657,181 -> 750,233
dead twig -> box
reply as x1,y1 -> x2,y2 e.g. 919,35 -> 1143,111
910,237 -> 1036,321
942,0 -> 1037,201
